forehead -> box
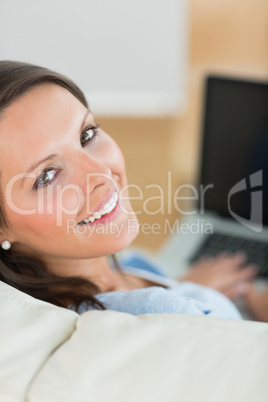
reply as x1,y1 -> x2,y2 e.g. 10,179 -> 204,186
0,83 -> 85,137
0,83 -> 87,177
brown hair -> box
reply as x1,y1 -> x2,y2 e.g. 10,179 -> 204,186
0,60 -> 109,311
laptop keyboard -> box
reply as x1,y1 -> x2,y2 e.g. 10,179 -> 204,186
189,232 -> 268,277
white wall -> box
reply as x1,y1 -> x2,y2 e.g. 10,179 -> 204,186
0,0 -> 188,116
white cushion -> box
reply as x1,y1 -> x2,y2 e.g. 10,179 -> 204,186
28,310 -> 268,402
0,280 -> 268,402
0,281 -> 77,402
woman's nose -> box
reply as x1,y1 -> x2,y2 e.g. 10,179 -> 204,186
77,153 -> 113,196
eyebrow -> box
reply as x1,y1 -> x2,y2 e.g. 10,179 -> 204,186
20,110 -> 91,188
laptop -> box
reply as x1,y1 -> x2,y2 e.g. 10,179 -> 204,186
158,75 -> 268,282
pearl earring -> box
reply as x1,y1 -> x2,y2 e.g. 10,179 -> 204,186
1,240 -> 11,250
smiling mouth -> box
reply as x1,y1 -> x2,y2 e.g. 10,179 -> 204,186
78,191 -> 118,225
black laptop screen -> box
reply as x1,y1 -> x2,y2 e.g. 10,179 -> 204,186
199,76 -> 268,225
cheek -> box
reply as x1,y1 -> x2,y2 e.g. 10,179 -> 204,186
56,186 -> 84,218
109,141 -> 125,170
7,187 -> 82,238
97,134 -> 126,177
9,212 -> 57,241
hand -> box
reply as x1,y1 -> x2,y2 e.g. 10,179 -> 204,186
178,252 -> 259,300
244,285 -> 268,322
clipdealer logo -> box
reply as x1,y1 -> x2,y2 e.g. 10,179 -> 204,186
228,170 -> 263,233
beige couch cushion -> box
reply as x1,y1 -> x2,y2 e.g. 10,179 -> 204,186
0,281 -> 77,402
29,310 -> 268,402
0,280 -> 268,402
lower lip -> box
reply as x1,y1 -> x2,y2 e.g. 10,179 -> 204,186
81,199 -> 121,226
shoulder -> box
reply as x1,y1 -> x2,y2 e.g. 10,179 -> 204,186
94,283 -> 242,320
95,286 -> 211,316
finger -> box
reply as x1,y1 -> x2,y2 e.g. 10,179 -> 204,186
220,252 -> 247,265
222,282 -> 252,300
210,254 -> 252,274
218,265 -> 259,290
204,263 -> 258,292
193,252 -> 245,269
233,264 -> 259,281
230,252 -> 248,263
217,251 -> 232,259
190,256 -> 214,269
195,253 -> 237,270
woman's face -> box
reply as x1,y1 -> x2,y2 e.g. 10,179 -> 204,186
0,83 -> 139,263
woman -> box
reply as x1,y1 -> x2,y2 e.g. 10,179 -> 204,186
0,61 -> 265,320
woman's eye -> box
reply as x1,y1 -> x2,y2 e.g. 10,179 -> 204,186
80,124 -> 99,147
33,168 -> 59,190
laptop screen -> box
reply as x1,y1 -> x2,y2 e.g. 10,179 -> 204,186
198,76 -> 268,225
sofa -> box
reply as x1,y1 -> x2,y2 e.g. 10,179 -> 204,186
1,279 -> 268,402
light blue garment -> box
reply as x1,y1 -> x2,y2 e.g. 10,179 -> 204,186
75,253 -> 242,320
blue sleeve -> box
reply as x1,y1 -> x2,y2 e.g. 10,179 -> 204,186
93,283 -> 242,320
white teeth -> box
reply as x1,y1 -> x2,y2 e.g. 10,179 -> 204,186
105,204 -> 115,214
103,200 -> 113,209
103,191 -> 117,210
80,191 -> 118,224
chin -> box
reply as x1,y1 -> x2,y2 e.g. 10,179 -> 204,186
100,217 -> 140,256
110,221 -> 139,254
